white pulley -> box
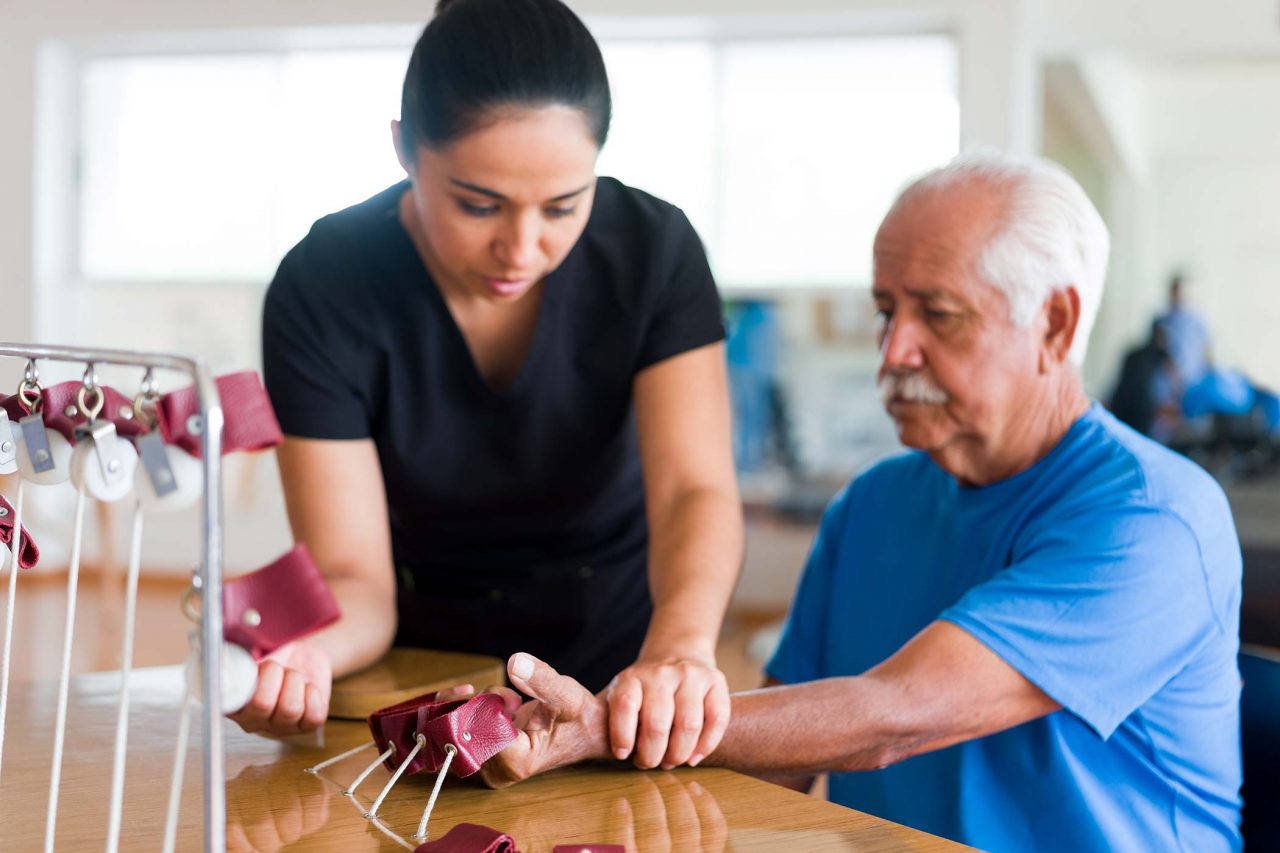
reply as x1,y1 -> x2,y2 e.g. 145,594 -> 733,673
184,641 -> 258,715
135,442 -> 203,511
69,436 -> 139,503
14,427 -> 72,485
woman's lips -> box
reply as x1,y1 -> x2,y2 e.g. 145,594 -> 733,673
483,277 -> 533,297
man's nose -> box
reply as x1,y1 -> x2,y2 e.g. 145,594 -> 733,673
879,316 -> 926,371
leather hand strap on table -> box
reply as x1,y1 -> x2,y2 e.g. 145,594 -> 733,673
369,692 -> 518,777
223,544 -> 340,660
158,371 -> 283,457
412,823 -> 520,853
0,493 -> 39,570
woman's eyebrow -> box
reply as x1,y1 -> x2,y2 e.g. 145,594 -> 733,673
448,178 -> 592,203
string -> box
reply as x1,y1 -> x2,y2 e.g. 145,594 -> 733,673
413,743 -> 457,840
44,482 -> 88,853
365,734 -> 426,819
0,479 -> 26,784
343,745 -> 395,797
162,696 -> 194,853
104,498 -> 145,853
305,740 -> 376,775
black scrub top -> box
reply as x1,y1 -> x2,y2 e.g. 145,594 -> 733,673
261,177 -> 724,689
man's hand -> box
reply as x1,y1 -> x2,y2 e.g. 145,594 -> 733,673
479,653 -> 612,788
605,655 -> 729,769
228,640 -> 333,736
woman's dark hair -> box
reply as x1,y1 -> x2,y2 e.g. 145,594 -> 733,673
399,0 -> 611,153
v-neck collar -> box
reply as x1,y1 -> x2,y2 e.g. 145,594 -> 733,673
385,183 -> 565,401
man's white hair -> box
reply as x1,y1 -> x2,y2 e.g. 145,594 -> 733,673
891,151 -> 1110,367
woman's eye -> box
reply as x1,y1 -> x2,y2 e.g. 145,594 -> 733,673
458,199 -> 499,217
545,206 -> 577,220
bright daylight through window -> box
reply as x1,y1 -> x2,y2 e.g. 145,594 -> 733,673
78,32 -> 957,290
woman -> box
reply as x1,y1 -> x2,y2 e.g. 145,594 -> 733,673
240,0 -> 743,771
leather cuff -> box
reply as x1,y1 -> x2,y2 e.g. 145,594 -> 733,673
0,493 -> 39,569
223,544 -> 340,659
413,823 -> 519,852
370,692 -> 518,778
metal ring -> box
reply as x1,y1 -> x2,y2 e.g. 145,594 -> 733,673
23,360 -> 38,386
132,393 -> 160,430
16,379 -> 42,414
180,585 -> 202,622
77,383 -> 104,421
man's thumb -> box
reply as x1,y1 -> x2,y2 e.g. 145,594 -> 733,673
508,652 -> 585,712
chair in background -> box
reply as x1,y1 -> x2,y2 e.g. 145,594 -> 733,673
1240,644 -> 1280,848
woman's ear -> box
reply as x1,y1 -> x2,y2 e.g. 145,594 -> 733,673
390,119 -> 414,175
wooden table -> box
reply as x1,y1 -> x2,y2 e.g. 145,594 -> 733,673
0,665 -> 970,851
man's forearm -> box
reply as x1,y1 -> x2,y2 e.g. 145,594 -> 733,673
703,676 -> 928,776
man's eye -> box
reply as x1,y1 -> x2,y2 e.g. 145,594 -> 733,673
458,199 -> 499,217
545,206 -> 577,220
925,309 -> 954,321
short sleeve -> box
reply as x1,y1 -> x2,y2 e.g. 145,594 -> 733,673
261,243 -> 374,440
765,489 -> 852,685
941,506 -> 1222,739
634,210 -> 725,371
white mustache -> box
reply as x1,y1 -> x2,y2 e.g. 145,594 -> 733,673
878,372 -> 949,406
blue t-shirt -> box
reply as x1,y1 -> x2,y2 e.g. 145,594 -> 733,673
767,404 -> 1242,852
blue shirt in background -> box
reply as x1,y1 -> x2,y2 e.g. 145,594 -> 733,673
767,403 -> 1242,852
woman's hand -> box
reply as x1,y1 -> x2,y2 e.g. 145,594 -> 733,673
605,655 -> 730,770
228,640 -> 333,736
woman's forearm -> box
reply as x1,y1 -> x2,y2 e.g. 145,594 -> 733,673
642,485 -> 743,660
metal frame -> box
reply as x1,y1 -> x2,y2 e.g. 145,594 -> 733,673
0,342 -> 225,852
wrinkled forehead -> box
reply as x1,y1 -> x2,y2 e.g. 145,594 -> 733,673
872,183 -> 1008,302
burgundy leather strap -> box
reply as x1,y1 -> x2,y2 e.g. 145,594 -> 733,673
158,371 -> 282,457
222,544 -> 340,660
1,385 -> 145,443
413,823 -> 520,853
37,382 -> 149,442
0,494 -> 39,570
552,847 -> 625,853
369,692 -> 518,777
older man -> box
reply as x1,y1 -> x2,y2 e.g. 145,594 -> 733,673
476,154 -> 1243,852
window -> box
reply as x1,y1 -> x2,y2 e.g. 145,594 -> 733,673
75,29 -> 957,290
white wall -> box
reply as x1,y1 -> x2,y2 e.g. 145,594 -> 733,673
1137,63 -> 1280,390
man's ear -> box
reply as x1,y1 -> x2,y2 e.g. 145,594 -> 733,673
1039,286 -> 1080,373
390,119 -> 414,175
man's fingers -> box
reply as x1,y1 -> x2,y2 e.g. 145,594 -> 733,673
661,678 -> 707,769
481,685 -> 525,718
607,675 -> 643,761
437,683 -> 475,701
507,653 -> 587,717
688,680 -> 730,767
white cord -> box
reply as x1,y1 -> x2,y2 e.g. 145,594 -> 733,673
342,745 -> 394,797
365,734 -> 426,819
104,499 -> 144,853
305,740 -> 376,775
412,743 -> 457,840
44,483 -> 88,853
162,696 -> 194,853
349,793 -> 417,851
0,479 -> 26,785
